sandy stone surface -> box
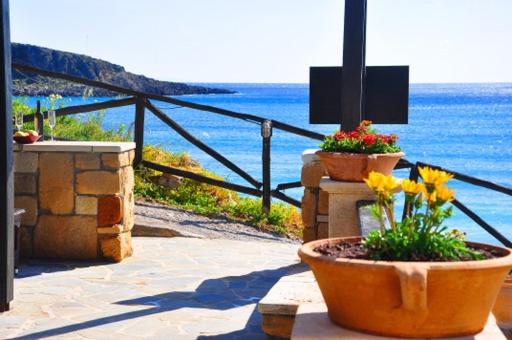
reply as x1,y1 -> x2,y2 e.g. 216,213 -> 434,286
135,200 -> 299,244
3,237 -> 302,339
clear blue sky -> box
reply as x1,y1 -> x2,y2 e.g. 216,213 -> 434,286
10,0 -> 512,84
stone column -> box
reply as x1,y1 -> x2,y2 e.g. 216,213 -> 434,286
13,141 -> 135,262
319,178 -> 376,238
300,150 -> 328,242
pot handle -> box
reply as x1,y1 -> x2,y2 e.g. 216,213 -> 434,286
394,264 -> 428,312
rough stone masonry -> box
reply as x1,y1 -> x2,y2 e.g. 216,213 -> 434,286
13,142 -> 135,262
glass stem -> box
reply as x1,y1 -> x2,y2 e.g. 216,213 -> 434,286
51,128 -> 54,141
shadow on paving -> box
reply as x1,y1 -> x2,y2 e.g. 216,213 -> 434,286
11,263 -> 307,339
16,259 -> 108,279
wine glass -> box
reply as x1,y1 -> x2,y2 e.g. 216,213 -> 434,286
14,108 -> 23,132
48,110 -> 56,141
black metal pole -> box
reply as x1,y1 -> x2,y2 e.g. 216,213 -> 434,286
261,120 -> 272,215
341,0 -> 367,131
0,0 -> 14,313
133,96 -> 145,167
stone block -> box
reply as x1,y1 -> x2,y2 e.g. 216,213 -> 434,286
301,161 -> 326,187
75,153 -> 100,170
34,215 -> 98,260
301,189 -> 318,228
19,226 -> 33,258
128,150 -> 135,165
123,192 -> 135,232
99,232 -> 133,262
76,170 -> 122,195
98,195 -> 123,226
39,153 -> 74,214
318,189 -> 329,215
317,222 -> 329,240
76,196 -> 97,215
14,173 -> 36,194
14,152 -> 38,173
122,166 -> 135,195
97,225 -> 123,234
303,227 -> 317,243
14,195 -> 38,227
102,152 -> 130,169
261,314 -> 295,339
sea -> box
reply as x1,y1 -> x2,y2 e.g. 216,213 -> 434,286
24,83 -> 512,245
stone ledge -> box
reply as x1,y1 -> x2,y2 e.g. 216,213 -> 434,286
320,177 -> 375,195
14,141 -> 136,153
291,304 -> 506,340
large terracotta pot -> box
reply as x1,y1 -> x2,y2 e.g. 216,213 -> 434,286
299,237 -> 512,338
315,151 -> 404,182
493,275 -> 512,332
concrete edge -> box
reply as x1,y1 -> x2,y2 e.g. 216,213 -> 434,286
132,223 -> 204,239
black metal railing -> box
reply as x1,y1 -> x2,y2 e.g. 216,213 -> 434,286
12,63 -> 512,247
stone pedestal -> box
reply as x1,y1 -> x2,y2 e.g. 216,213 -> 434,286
319,178 -> 376,238
291,304 -> 506,340
14,141 -> 135,262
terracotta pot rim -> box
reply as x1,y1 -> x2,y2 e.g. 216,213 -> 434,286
299,237 -> 512,270
315,150 -> 405,158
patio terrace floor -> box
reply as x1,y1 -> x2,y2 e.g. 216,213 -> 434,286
1,237 -> 303,339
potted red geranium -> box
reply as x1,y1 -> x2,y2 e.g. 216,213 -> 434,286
316,120 -> 404,181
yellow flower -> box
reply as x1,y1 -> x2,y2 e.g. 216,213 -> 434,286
364,172 -> 400,194
418,166 -> 454,186
435,185 -> 455,202
401,179 -> 424,195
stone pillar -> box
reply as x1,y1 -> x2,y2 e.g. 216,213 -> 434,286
319,178 -> 376,237
13,141 -> 135,262
300,150 -> 328,242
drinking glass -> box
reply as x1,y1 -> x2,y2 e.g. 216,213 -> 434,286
48,110 -> 56,141
15,108 -> 23,132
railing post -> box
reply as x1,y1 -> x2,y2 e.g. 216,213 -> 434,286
402,163 -> 419,220
134,96 -> 145,166
261,120 -> 272,215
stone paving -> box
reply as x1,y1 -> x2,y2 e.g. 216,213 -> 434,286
1,237 -> 304,339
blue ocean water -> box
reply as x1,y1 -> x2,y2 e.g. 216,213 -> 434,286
25,83 -> 512,244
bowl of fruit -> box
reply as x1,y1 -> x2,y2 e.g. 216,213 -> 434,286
13,130 -> 41,144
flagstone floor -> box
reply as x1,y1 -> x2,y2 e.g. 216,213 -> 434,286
1,237 -> 304,339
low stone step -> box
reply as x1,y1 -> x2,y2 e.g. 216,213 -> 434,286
133,215 -> 204,238
258,270 -> 323,339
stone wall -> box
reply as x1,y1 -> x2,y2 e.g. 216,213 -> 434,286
300,150 -> 329,243
13,142 -> 136,262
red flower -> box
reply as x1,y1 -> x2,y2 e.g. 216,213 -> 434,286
362,134 -> 377,145
390,134 -> 399,141
360,120 -> 372,127
334,131 -> 347,141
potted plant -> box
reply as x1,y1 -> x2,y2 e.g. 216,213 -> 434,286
316,120 -> 404,182
299,167 -> 512,338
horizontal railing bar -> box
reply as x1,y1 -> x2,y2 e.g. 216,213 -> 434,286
270,121 -> 325,141
451,199 -> 512,247
13,63 -> 325,141
23,97 -> 137,122
145,100 -> 262,189
271,190 -> 301,208
417,161 -> 512,197
142,160 -> 263,197
275,181 -> 302,191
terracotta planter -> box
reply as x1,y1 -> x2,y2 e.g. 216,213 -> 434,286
315,151 -> 404,182
299,237 -> 512,338
493,275 -> 512,331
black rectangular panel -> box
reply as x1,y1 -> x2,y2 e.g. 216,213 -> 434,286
309,66 -> 409,125
309,67 -> 342,124
364,66 -> 409,124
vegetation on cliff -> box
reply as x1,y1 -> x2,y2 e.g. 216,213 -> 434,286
12,43 -> 235,96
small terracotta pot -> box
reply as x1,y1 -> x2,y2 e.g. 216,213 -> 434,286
493,275 -> 512,331
315,151 -> 404,182
299,237 -> 512,338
